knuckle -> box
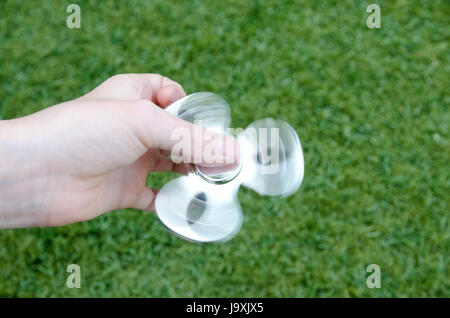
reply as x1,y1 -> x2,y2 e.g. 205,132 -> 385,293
107,73 -> 134,84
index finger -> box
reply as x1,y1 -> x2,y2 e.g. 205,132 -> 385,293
79,73 -> 186,106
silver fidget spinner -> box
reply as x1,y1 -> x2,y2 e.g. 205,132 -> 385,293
155,92 -> 304,243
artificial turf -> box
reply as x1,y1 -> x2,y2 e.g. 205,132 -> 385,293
0,0 -> 448,297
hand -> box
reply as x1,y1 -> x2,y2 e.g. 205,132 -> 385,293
0,74 -> 238,229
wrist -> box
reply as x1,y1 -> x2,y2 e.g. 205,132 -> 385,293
0,118 -> 49,228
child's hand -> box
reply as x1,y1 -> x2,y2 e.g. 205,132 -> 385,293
0,74 -> 238,229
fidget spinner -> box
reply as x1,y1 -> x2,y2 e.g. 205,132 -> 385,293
155,92 -> 304,243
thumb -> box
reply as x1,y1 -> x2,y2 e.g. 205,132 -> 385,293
133,100 -> 240,168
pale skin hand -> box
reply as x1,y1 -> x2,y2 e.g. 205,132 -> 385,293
0,74 -> 237,229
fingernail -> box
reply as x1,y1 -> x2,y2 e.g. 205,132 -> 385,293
170,87 -> 179,104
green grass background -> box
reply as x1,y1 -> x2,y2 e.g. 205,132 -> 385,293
0,0 -> 449,297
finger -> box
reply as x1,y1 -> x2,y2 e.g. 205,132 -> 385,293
151,156 -> 191,174
151,155 -> 175,172
172,163 -> 191,174
150,150 -> 191,174
156,84 -> 185,108
131,187 -> 158,211
79,73 -> 185,103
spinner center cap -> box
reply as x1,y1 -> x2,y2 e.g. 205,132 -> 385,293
194,161 -> 242,185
